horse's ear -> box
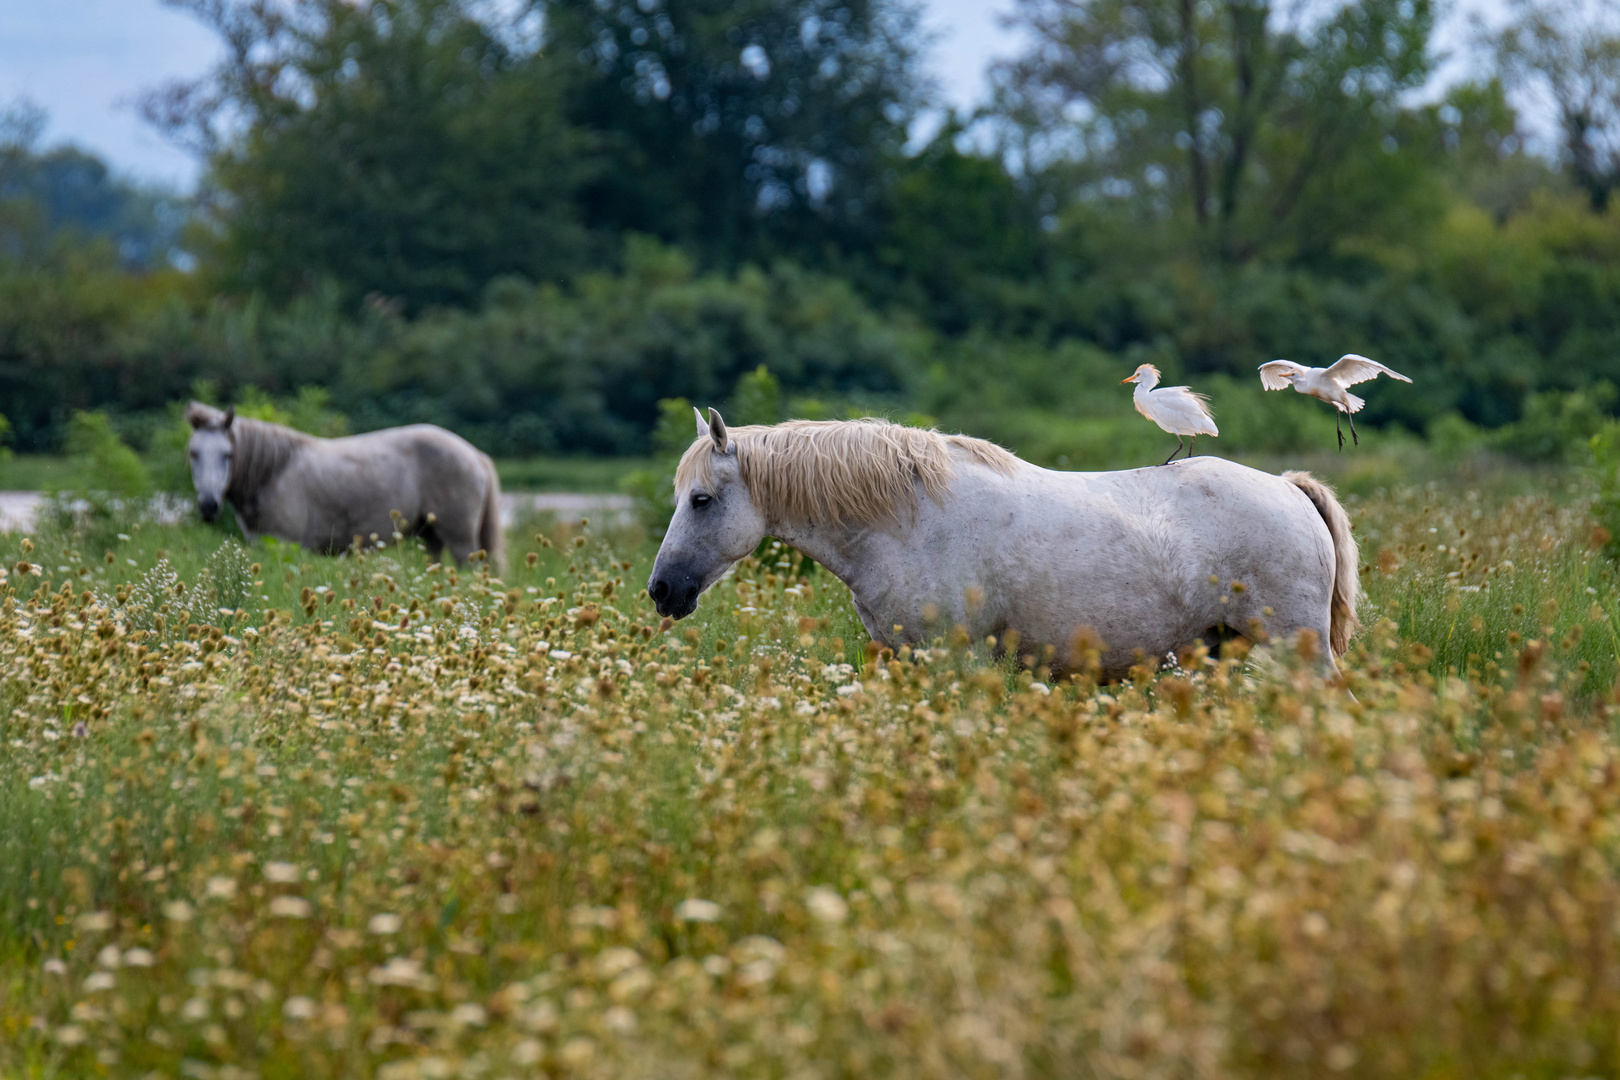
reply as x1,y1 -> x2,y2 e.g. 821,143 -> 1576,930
222,406 -> 235,430
185,402 -> 215,430
694,406 -> 708,440
707,407 -> 729,454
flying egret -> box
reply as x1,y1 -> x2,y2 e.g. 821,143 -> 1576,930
1121,364 -> 1219,465
1258,354 -> 1412,448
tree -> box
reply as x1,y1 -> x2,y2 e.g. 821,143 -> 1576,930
1487,0 -> 1620,212
870,123 -> 1049,334
0,100 -> 186,269
991,0 -> 1436,263
543,0 -> 928,268
145,0 -> 591,310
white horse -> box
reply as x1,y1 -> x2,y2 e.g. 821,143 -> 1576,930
185,403 -> 504,569
648,411 -> 1358,680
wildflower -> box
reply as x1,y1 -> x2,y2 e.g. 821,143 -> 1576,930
162,901 -> 195,923
805,887 -> 849,925
263,862 -> 301,884
675,898 -> 723,923
75,912 -> 112,933
450,1003 -> 488,1027
268,896 -> 312,919
368,913 -> 403,935
282,996 -> 317,1021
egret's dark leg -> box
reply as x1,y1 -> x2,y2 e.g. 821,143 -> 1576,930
1348,411 -> 1360,446
1162,435 -> 1184,466
1188,435 -> 1198,458
1335,410 -> 1345,450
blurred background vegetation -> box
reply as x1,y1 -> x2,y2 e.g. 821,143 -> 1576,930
3,0 -> 1620,485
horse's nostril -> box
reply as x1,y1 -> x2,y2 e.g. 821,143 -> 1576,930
649,579 -> 671,603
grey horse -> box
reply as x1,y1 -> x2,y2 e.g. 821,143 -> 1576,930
185,402 -> 504,569
648,410 -> 1358,681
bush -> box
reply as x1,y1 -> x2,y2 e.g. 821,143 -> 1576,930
1494,383 -> 1617,464
64,410 -> 149,497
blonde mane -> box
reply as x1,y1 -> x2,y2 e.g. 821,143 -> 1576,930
675,418 -> 1020,527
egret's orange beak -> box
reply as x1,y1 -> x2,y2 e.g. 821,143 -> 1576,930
1120,375 -> 1134,384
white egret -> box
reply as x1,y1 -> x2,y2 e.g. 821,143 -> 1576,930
1121,364 -> 1219,465
1258,354 -> 1412,448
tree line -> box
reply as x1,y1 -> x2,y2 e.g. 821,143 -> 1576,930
3,0 -> 1620,463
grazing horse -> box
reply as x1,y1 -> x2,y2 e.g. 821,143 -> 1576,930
185,403 -> 504,569
648,411 -> 1359,681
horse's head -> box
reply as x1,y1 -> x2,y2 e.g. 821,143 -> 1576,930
648,408 -> 766,620
185,402 -> 236,523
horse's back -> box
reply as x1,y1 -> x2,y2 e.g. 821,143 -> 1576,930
1024,457 -> 1328,549
272,423 -> 494,553
943,455 -> 1338,672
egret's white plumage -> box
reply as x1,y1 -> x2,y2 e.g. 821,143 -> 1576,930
1122,363 -> 1218,465
1258,353 -> 1412,447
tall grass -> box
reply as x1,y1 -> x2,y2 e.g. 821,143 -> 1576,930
2,473 -> 1620,1077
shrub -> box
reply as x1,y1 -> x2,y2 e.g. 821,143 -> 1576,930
64,410 -> 149,497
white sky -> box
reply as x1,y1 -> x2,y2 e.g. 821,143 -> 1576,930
0,0 -> 1512,192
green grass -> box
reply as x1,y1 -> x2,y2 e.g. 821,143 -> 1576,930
5,470 -> 1620,1077
493,456 -> 653,492
0,455 -> 106,492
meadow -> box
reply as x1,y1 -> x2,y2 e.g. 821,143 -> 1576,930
4,465 -> 1620,1078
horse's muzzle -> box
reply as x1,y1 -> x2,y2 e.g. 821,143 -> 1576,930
197,495 -> 219,522
647,572 -> 700,620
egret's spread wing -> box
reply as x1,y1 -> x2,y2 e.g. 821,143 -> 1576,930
1258,360 -> 1305,391
1325,353 -> 1412,387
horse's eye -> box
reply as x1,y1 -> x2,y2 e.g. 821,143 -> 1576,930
691,493 -> 712,509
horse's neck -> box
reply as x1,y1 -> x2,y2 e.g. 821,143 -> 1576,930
227,422 -> 307,527
771,520 -> 882,592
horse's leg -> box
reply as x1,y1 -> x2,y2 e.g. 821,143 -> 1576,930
1162,435 -> 1184,466
1348,411 -> 1360,446
232,509 -> 259,545
435,505 -> 481,566
417,519 -> 446,564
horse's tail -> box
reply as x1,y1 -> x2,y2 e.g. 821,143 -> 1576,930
478,454 -> 506,573
1283,470 -> 1359,656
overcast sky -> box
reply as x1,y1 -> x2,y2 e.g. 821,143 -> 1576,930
0,0 -> 1505,192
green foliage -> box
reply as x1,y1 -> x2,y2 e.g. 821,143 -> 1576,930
622,397 -> 700,533
0,99 -> 184,270
728,365 -> 783,426
63,411 -> 150,497
1493,383 -> 1617,464
1592,421 -> 1620,558
0,412 -> 10,464
546,0 -> 924,267
154,0 -> 589,310
5,0 -> 1620,472
996,0 -> 1438,264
